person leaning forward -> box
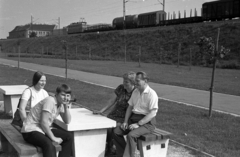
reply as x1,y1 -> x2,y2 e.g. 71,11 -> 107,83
21,84 -> 73,157
112,71 -> 159,157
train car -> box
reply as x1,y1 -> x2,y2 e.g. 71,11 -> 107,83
112,15 -> 138,29
84,23 -> 113,32
138,11 -> 166,27
67,22 -> 87,34
202,0 -> 240,21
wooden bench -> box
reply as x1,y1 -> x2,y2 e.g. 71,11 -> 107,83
136,128 -> 172,157
0,121 -> 62,157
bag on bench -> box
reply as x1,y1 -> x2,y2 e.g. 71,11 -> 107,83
11,87 -> 32,128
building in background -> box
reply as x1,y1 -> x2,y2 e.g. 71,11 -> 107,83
8,24 -> 56,39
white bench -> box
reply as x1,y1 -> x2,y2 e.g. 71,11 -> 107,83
137,128 -> 172,157
0,85 -> 28,117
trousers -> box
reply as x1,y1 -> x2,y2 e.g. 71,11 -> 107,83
22,128 -> 73,157
112,113 -> 155,157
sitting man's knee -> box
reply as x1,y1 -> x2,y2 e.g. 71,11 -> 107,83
113,126 -> 123,135
127,131 -> 138,138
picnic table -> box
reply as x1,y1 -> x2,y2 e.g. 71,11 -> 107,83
54,108 -> 116,157
0,85 -> 28,117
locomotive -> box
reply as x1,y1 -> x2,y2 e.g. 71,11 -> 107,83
66,0 -> 240,34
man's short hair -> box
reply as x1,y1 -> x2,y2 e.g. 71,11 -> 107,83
56,84 -> 71,94
123,71 -> 136,85
136,71 -> 149,81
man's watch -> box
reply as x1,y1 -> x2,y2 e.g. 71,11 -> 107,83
138,121 -> 142,126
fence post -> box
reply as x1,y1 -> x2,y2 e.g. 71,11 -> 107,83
76,45 -> 77,58
89,46 -> 91,60
138,46 -> 141,67
159,47 -> 162,64
61,40 -> 68,80
65,47 -> 68,80
41,46 -> 44,58
189,48 -> 192,70
124,44 -> 126,63
177,43 -> 181,68
17,41 -> 20,69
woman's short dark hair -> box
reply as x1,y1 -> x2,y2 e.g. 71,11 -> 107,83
123,71 -> 136,85
56,84 -> 71,94
32,71 -> 46,86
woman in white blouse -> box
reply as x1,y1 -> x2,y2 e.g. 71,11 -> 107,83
19,71 -> 49,122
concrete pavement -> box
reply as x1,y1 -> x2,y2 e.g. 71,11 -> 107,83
1,58 -> 239,116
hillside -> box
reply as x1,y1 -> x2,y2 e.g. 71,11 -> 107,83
1,20 -> 240,69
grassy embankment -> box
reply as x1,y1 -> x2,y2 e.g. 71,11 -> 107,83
1,20 -> 240,68
0,64 -> 239,157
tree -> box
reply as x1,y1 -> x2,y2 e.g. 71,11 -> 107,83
196,28 -> 230,117
29,32 -> 37,38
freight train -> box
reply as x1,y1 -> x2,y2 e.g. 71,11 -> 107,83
66,0 -> 240,34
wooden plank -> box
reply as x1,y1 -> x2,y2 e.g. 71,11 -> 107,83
11,124 -> 62,152
0,123 -> 37,156
0,122 -> 61,156
139,128 -> 172,142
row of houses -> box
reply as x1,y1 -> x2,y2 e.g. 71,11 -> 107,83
8,24 -> 67,39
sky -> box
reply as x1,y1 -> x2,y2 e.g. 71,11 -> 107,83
0,0 -> 216,39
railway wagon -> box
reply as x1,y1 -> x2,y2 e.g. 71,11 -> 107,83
138,11 -> 166,27
84,23 -> 112,32
112,15 -> 138,29
67,22 -> 87,34
202,0 -> 240,21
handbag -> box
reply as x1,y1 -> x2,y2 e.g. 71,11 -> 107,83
11,88 -> 32,128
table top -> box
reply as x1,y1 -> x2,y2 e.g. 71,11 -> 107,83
0,85 -> 28,95
54,108 -> 116,131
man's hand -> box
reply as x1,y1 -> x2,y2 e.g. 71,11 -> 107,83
52,137 -> 63,144
121,122 -> 128,131
128,123 -> 139,130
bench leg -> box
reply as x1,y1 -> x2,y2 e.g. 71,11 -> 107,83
0,133 -> 8,152
137,139 -> 169,157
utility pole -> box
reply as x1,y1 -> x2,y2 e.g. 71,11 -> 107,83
157,0 -> 165,11
123,0 -> 127,63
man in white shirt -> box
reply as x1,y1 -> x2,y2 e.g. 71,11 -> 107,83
112,71 -> 158,157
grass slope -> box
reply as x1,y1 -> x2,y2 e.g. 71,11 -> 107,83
1,20 -> 240,68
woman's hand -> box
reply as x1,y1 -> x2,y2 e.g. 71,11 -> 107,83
121,122 -> 128,131
52,137 -> 63,144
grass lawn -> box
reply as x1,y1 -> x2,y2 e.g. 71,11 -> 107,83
0,64 -> 239,157
2,57 -> 240,96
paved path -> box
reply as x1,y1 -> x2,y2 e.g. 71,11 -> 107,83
1,58 -> 240,116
